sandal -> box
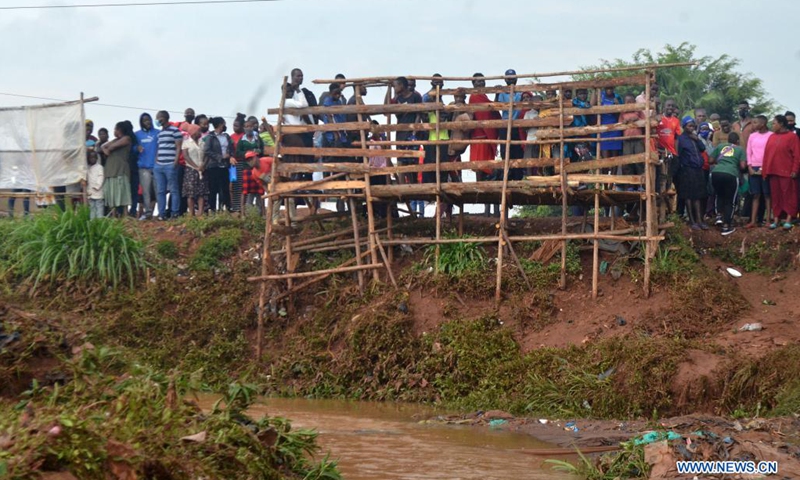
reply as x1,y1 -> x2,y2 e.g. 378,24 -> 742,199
769,223 -> 778,230
783,222 -> 793,230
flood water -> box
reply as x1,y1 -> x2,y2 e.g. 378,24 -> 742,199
239,397 -> 576,480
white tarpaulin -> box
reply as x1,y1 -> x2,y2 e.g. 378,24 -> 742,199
0,100 -> 87,192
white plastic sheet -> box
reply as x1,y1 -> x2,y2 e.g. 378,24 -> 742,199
0,101 -> 87,192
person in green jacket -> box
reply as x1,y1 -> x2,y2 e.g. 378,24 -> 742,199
235,118 -> 265,218
709,132 -> 747,236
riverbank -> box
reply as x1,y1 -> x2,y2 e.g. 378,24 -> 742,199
1,209 -> 799,478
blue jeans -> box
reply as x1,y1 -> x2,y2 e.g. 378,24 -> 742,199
154,162 -> 180,218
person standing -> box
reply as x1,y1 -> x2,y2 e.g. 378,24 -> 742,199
469,73 -> 501,216
86,150 -> 105,220
100,121 -> 135,217
154,111 -> 183,220
181,124 -> 208,217
391,76 -> 423,186
712,119 -> 733,147
495,69 -> 524,178
184,108 -> 196,125
709,132 -> 747,235
421,88 -> 449,185
204,117 -> 234,213
228,114 -> 246,214
598,87 -> 623,158
733,101 -> 756,149
135,113 -> 158,220
763,115 -> 800,229
235,117 -> 265,217
290,68 -> 318,180
745,115 -> 773,228
676,117 -> 708,230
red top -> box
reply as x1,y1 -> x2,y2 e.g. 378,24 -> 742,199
230,132 -> 244,150
657,116 -> 681,155
763,131 -> 800,178
170,121 -> 187,165
469,94 -> 500,140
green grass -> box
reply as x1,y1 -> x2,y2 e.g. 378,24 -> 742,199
155,240 -> 179,260
423,236 -> 488,276
1,207 -> 146,291
189,227 -> 242,271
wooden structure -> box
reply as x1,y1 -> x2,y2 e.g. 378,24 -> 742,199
248,64 -> 686,359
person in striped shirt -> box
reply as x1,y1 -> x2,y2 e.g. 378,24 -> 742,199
154,110 -> 183,220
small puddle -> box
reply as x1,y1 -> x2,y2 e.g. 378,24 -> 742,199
199,396 -> 577,480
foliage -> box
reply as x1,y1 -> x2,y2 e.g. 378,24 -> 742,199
2,207 -> 146,291
711,240 -> 793,274
547,442 -> 649,479
155,240 -> 179,260
181,213 -> 242,236
576,42 -> 778,120
423,236 -> 488,276
0,347 -> 339,479
189,227 -> 242,271
516,205 -> 561,218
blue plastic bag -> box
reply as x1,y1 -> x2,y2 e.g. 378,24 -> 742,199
229,165 -> 237,182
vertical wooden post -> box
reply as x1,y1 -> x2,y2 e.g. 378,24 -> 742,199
495,85 -> 515,305
643,71 -> 654,298
349,194 -> 365,293
558,89 -> 568,289
458,202 -> 464,237
355,86 -> 381,282
387,203 -> 394,265
257,76 -> 288,360
283,197 -> 295,305
434,85 -> 442,273
79,92 -> 89,206
592,192 -> 600,300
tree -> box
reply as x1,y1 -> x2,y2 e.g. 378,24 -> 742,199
574,43 -> 778,121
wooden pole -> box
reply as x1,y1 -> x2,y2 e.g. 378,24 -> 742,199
643,71 -> 654,298
263,172 -> 347,198
503,230 -> 532,290
348,193 -> 365,293
434,85 -> 442,274
248,263 -> 383,282
256,75 -> 288,361
558,89 -> 568,289
283,197 -> 295,308
355,87 -> 381,282
495,85 -> 515,305
592,192 -> 600,300
387,203 -> 394,264
374,234 -> 398,287
79,92 -> 89,206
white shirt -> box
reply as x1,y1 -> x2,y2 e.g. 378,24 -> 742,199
283,89 -> 309,126
524,109 -> 539,141
87,163 -> 104,199
182,138 -> 205,170
217,133 -> 230,156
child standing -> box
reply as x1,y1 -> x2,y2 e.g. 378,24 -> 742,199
87,150 -> 105,219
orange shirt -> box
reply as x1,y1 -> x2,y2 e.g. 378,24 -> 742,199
658,116 -> 681,155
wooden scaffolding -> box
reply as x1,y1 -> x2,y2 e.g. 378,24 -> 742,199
248,64 -> 690,358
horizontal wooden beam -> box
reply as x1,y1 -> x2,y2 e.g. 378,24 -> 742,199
313,64 -> 693,84
273,180 -> 365,193
562,152 -> 658,173
247,263 -> 383,282
274,157 -> 556,175
271,146 -> 420,158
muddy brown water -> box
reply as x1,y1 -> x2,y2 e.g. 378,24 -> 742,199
198,395 -> 576,479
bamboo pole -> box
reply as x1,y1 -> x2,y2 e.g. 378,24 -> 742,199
256,75 -> 288,361
434,85 -> 442,274
347,192 -> 365,292
269,100 -> 648,117
248,263 -> 383,282
495,85 -> 515,305
311,64 -> 695,84
643,71 -> 654,298
592,192 -> 600,300
355,87 -> 381,283
373,234 -> 397,287
558,91 -> 568,289
264,172 -> 347,198
503,230 -> 532,290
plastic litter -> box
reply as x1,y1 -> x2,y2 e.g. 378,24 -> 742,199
599,260 -> 609,274
564,421 -> 579,432
738,323 -> 763,332
538,419 -> 548,425
616,316 -> 627,326
633,431 -> 682,445
598,367 -> 616,380
488,419 -> 507,428
726,267 -> 742,278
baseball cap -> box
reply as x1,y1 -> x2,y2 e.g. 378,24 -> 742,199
245,151 -> 260,159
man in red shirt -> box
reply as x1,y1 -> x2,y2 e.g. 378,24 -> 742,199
657,99 -> 681,200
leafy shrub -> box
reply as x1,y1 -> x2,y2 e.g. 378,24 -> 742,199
155,240 -> 179,259
189,227 -> 242,271
423,237 -> 487,276
3,207 -> 146,290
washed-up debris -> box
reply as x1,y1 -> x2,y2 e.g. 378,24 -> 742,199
488,419 -> 508,428
564,421 -> 579,433
726,267 -> 742,278
633,430 -> 682,445
738,323 -> 763,332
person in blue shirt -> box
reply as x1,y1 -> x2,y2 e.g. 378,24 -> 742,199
494,69 -> 525,179
134,113 -> 158,220
321,83 -> 349,150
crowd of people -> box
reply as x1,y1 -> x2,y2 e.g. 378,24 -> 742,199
6,68 -> 800,236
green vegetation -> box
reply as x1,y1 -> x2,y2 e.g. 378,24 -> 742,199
189,227 -> 242,271
155,239 -> 179,259
711,240 -> 793,274
548,442 -> 648,480
423,236 -> 487,276
0,208 -> 146,291
577,42 -> 776,119
0,345 -> 339,479
516,205 -> 561,218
